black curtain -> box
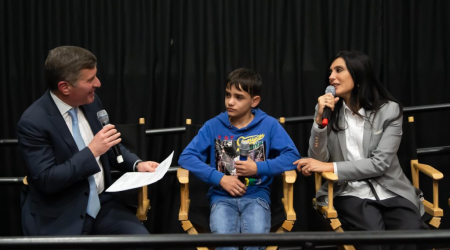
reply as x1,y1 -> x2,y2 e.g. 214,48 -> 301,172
1,0 -> 450,236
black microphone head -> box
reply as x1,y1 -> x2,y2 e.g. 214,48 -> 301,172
97,110 -> 109,125
240,140 -> 250,156
325,85 -> 336,96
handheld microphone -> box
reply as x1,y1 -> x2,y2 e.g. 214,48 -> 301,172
321,86 -> 336,127
239,141 -> 250,161
97,110 -> 124,163
239,141 -> 250,185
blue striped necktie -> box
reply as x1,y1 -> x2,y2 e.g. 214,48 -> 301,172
68,108 -> 101,218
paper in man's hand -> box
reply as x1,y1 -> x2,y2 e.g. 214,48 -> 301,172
106,151 -> 174,192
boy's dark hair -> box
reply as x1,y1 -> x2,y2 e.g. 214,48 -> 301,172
226,68 -> 262,97
45,46 -> 97,91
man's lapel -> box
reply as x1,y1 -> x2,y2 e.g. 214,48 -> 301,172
44,90 -> 79,154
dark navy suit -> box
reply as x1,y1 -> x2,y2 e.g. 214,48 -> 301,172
18,90 -> 144,235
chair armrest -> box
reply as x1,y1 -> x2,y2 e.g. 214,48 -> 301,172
177,167 -> 190,183
410,160 -> 444,218
321,172 -> 338,181
282,170 -> 297,221
412,162 -> 443,180
283,170 -> 297,183
177,168 -> 190,220
315,172 -> 337,192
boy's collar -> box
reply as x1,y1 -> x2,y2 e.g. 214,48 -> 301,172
228,110 -> 255,129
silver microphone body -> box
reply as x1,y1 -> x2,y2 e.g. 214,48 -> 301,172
97,110 -> 124,163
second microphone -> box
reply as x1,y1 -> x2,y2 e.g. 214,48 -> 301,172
321,85 -> 336,127
97,109 -> 124,163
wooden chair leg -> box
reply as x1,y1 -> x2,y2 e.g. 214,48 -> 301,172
339,245 -> 356,250
429,217 -> 441,228
181,221 -> 211,250
136,186 -> 150,221
330,218 -> 342,231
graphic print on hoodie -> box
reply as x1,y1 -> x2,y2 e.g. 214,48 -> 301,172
215,134 -> 266,186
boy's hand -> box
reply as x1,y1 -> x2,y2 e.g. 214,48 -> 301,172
235,158 -> 257,176
136,161 -> 159,172
220,175 -> 247,196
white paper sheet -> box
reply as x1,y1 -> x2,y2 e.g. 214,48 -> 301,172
106,151 -> 174,192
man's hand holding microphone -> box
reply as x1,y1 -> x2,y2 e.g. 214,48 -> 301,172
88,110 -> 159,172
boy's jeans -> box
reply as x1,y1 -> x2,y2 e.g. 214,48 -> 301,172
210,197 -> 271,250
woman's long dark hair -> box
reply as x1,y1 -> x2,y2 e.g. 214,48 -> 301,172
330,51 -> 403,132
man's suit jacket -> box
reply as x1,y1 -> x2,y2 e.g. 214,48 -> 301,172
18,90 -> 140,235
310,101 -> 424,215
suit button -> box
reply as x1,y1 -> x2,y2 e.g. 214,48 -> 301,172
80,215 -> 85,219
84,192 -> 89,196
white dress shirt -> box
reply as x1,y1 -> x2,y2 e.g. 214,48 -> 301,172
314,101 -> 397,200
50,91 -> 105,194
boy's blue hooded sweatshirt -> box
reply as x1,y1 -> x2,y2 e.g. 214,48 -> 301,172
178,108 -> 301,205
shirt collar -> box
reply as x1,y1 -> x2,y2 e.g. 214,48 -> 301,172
50,91 -> 75,115
342,101 -> 366,117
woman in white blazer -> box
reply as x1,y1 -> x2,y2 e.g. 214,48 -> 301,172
295,51 -> 426,250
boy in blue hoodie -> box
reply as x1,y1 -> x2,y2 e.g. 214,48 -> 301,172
178,68 -> 300,250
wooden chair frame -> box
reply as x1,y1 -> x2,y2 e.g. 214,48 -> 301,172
408,116 -> 443,228
313,172 -> 355,250
134,118 -> 151,221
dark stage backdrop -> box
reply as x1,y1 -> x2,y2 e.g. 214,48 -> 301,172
1,0 -> 450,237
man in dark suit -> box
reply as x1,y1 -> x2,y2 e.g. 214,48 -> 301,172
18,46 -> 158,236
